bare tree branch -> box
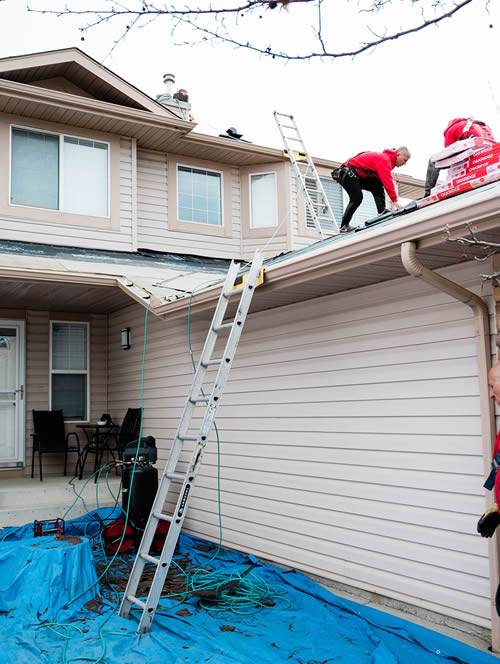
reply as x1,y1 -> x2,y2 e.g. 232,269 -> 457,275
28,0 -> 478,62
446,222 -> 500,267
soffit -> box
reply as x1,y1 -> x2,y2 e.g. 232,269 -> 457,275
0,251 -> 226,314
0,79 -> 288,164
0,48 -> 175,116
0,62 -> 149,110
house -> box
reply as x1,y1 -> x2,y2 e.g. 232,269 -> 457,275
1,47 -> 500,648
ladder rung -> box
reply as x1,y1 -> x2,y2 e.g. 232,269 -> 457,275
141,553 -> 160,566
153,512 -> 172,523
201,359 -> 222,367
177,435 -> 199,441
189,397 -> 208,404
213,322 -> 233,333
167,472 -> 186,482
127,595 -> 146,609
222,287 -> 242,298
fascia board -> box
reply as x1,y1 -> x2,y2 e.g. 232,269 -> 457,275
0,266 -> 163,314
0,78 -> 193,133
181,132 -> 286,162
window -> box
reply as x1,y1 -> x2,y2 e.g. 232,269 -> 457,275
250,172 -> 277,228
305,175 -> 377,230
305,176 -> 343,231
50,322 -> 89,421
177,165 -> 222,226
11,127 -> 109,217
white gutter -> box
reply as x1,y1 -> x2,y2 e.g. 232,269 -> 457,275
401,241 -> 500,651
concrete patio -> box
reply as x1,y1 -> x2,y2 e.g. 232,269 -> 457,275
0,474 -> 122,528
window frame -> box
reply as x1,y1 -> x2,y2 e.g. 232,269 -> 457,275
304,174 -> 343,233
240,162 -> 288,240
167,155 -> 233,238
249,171 -> 278,229
297,165 -> 343,237
176,162 -> 224,228
9,124 -> 111,218
49,320 -> 90,423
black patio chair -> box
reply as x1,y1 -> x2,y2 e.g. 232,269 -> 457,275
108,408 -> 143,457
78,408 -> 142,480
31,410 -> 81,482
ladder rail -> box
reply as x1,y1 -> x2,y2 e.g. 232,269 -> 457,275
274,111 -> 340,239
117,261 -> 240,620
118,250 -> 264,634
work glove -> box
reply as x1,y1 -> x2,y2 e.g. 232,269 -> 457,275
477,504 -> 500,538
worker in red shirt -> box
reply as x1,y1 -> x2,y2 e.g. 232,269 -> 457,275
424,118 -> 495,196
335,147 -> 411,233
478,362 -> 500,538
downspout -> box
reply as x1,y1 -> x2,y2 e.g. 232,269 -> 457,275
401,241 -> 500,650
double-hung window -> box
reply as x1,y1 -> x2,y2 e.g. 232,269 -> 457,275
305,176 -> 344,231
305,175 -> 377,230
10,127 -> 109,217
177,165 -> 222,226
50,322 -> 89,422
250,172 -> 277,228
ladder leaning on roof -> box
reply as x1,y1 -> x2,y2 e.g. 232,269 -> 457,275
274,111 -> 340,240
118,249 -> 265,634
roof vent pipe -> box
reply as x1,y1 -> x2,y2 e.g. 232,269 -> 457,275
162,73 -> 175,98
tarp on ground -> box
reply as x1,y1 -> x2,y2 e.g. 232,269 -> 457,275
0,509 -> 497,664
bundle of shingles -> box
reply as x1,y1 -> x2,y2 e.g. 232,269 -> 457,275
417,136 -> 500,208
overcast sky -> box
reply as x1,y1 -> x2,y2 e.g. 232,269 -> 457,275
0,1 -> 499,181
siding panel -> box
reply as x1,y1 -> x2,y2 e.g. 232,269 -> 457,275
107,259 -> 494,627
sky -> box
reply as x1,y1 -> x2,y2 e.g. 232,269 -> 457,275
0,0 -> 499,181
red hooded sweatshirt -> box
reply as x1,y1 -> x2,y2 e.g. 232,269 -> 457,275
491,431 -> 500,506
346,149 -> 398,202
443,118 -> 495,147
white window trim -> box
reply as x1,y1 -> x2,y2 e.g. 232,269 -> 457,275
176,163 -> 224,227
9,124 -> 111,218
49,320 -> 90,423
249,171 -> 278,229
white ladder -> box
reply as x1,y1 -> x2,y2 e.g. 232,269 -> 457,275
118,250 -> 265,634
274,111 -> 340,239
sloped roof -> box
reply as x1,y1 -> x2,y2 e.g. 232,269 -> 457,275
0,47 -> 176,116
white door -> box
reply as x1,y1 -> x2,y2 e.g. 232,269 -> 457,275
0,321 -> 25,466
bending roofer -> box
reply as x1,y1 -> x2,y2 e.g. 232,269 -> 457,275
424,118 -> 495,196
335,147 -> 411,233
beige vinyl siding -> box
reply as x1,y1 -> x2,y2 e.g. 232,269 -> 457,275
107,259 -> 493,628
0,120 -> 134,252
136,149 -> 242,259
0,215 -> 133,251
119,137 -> 134,249
25,312 -> 108,478
241,235 -> 287,261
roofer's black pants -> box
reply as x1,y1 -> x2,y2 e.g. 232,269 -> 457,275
338,168 -> 386,228
424,159 -> 439,197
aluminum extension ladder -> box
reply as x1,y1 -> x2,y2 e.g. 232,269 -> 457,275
118,250 -> 265,634
274,111 -> 340,239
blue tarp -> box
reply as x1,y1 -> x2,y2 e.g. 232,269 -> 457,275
0,509 -> 497,664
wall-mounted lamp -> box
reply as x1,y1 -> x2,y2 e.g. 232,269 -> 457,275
121,328 -> 131,350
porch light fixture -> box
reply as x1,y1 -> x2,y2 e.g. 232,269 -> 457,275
121,328 -> 131,350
